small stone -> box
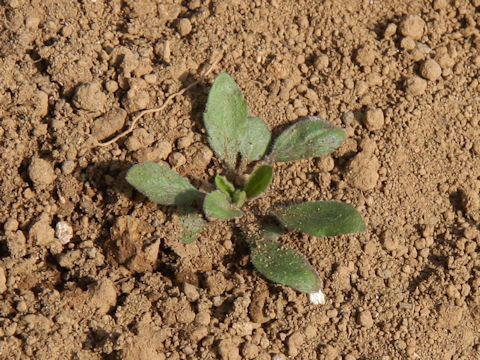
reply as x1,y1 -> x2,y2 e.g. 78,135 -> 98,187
125,128 -> 155,151
168,152 -> 186,168
205,272 -> 227,296
287,331 -> 304,357
399,15 -> 426,40
55,221 -> 73,245
28,157 -> 56,186
4,218 -> 19,232
357,310 -> 374,328
242,343 -> 259,359
195,311 -> 211,326
16,300 -> 27,313
217,338 -> 241,360
177,18 -> 192,37
122,88 -> 150,112
72,82 -> 107,112
347,152 -> 380,191
90,278 -> 117,315
400,36 -> 416,51
384,23 -> 397,38
183,283 -> 200,302
0,266 -> 7,294
420,59 -> 442,81
355,46 -> 377,67
364,108 -> 384,131
314,54 -> 329,70
192,145 -> 213,169
91,108 -> 127,141
405,76 -> 427,95
29,217 -> 55,246
177,135 -> 194,149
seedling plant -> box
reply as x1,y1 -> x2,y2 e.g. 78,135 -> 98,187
126,73 -> 365,303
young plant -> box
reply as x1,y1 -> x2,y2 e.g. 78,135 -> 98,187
126,73 -> 365,304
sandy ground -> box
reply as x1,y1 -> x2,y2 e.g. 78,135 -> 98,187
0,0 -> 479,359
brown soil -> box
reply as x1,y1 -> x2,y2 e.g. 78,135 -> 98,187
1,0 -> 479,359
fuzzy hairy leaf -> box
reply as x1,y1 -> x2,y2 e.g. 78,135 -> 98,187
204,73 -> 248,169
232,189 -> 247,207
251,241 -> 321,293
203,190 -> 244,220
274,201 -> 366,237
239,117 -> 271,165
270,117 -> 346,162
179,212 -> 206,244
215,175 -> 235,196
245,165 -> 273,199
126,162 -> 202,206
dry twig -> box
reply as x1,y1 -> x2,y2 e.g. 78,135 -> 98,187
95,57 -> 220,148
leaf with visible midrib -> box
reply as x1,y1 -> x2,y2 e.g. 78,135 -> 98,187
204,73 -> 248,169
251,240 -> 321,293
244,165 -> 273,199
203,190 -> 244,220
270,117 -> 346,163
274,201 -> 366,237
126,162 -> 202,206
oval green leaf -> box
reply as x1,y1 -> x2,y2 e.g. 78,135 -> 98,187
126,162 -> 202,206
251,241 -> 321,293
232,189 -> 247,207
244,165 -> 273,199
239,116 -> 271,165
203,190 -> 244,220
214,175 -> 235,196
270,117 -> 346,163
204,73 -> 248,169
274,201 -> 366,237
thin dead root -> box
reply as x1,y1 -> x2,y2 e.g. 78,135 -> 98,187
95,57 -> 220,148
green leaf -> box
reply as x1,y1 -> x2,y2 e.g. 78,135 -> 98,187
232,189 -> 247,207
251,240 -> 321,293
270,117 -> 346,163
245,165 -> 273,199
126,162 -> 202,206
274,201 -> 366,237
215,175 -> 235,196
239,117 -> 271,165
204,73 -> 248,169
179,211 -> 206,244
203,190 -> 244,220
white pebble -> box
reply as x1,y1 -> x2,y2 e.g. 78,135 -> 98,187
55,221 -> 73,245
309,289 -> 326,305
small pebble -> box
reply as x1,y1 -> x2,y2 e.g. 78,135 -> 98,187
405,76 -> 427,95
364,108 -> 385,131
177,18 -> 192,37
72,82 -> 107,112
400,36 -> 416,51
55,221 -> 73,245
4,218 -> 19,232
420,59 -> 442,81
28,157 -> 56,187
355,46 -> 377,67
314,54 -> 329,70
169,152 -> 187,167
357,310 -> 374,328
399,15 -> 426,40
